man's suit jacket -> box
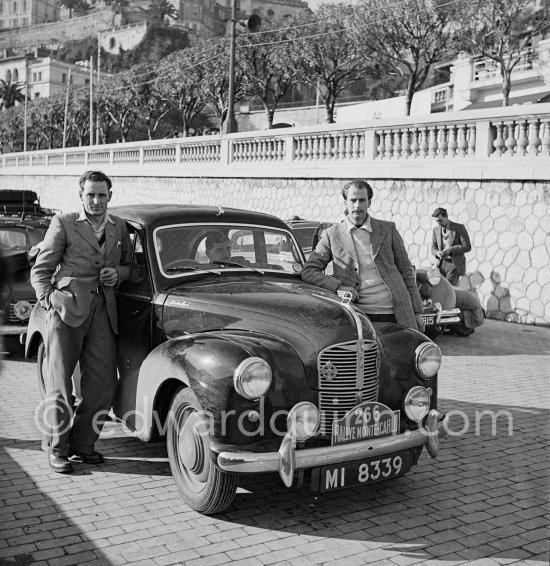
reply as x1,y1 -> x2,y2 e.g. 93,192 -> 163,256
31,212 -> 131,333
302,218 -> 423,330
431,221 -> 471,276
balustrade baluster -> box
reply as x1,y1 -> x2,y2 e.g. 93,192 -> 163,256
493,122 -> 505,156
376,131 -> 385,159
503,121 -> 517,156
516,120 -> 528,156
351,133 -> 359,159
447,125 -> 457,158
384,131 -> 393,159
467,124 -> 476,156
541,120 -> 550,156
428,127 -> 438,158
420,128 -> 429,158
410,128 -> 419,158
400,129 -> 410,159
457,125 -> 467,157
438,126 -> 448,157
311,135 -> 319,160
392,130 -> 401,159
528,119 -> 541,156
343,133 -> 351,159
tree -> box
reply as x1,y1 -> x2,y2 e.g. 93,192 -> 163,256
66,86 -> 92,146
239,17 -> 303,128
355,0 -> 461,116
0,80 -> 25,110
100,72 -> 140,142
147,0 -> 178,24
32,95 -> 65,149
197,38 -> 247,130
56,0 -> 90,19
295,5 -> 379,123
0,107 -> 24,152
128,63 -> 172,139
458,0 -> 550,106
157,47 -> 207,136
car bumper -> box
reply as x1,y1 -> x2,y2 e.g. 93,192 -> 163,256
0,324 -> 28,336
216,411 -> 447,475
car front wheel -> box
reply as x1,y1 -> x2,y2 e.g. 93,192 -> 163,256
167,387 -> 238,515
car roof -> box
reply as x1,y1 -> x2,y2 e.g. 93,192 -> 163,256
110,204 -> 290,230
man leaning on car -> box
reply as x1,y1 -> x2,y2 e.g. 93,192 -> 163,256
302,179 -> 425,332
31,170 -> 131,473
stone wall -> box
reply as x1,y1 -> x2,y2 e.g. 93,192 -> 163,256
2,173 -> 548,326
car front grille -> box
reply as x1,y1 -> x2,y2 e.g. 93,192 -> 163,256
318,340 -> 380,435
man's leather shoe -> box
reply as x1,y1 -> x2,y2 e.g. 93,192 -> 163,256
69,449 -> 104,464
49,454 -> 73,473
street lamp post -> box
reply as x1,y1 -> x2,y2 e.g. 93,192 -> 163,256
222,0 -> 238,135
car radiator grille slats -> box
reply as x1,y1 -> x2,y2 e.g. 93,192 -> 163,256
318,340 -> 379,436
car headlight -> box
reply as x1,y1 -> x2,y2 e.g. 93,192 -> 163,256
287,402 -> 320,441
415,342 -> 442,379
233,357 -> 272,400
427,269 -> 441,286
404,386 -> 431,422
13,300 -> 33,321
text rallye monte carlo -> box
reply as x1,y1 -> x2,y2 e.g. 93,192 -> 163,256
26,205 -> 448,514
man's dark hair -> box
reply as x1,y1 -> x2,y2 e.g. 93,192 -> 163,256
432,207 -> 448,218
79,170 -> 113,191
342,179 -> 373,201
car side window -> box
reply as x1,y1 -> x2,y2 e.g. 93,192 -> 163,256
126,231 -> 151,291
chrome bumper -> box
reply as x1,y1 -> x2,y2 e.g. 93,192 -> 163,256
217,411 -> 448,475
438,308 -> 461,325
0,324 -> 28,336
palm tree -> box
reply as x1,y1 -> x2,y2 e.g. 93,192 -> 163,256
0,80 -> 25,110
147,0 -> 178,24
56,0 -> 90,18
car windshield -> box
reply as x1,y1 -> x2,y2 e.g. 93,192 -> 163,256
153,223 -> 304,278
0,229 -> 28,249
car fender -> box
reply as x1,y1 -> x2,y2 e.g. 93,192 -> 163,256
130,331 -> 306,442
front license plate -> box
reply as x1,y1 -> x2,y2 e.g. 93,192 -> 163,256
311,451 -> 412,492
422,314 -> 435,325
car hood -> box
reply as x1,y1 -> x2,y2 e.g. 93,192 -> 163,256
162,277 -> 375,387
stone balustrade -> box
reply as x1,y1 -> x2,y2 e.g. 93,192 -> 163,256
2,104 -> 550,180
1,105 -> 549,326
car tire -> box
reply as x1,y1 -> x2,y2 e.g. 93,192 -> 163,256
167,387 -> 238,515
424,326 -> 441,341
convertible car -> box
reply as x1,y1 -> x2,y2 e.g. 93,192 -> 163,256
26,205 -> 448,514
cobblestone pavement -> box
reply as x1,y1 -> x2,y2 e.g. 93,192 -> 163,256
1,320 -> 549,566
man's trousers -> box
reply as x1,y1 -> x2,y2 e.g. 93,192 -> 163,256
43,291 -> 117,457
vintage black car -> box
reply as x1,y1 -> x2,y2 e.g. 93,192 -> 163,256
0,190 -> 54,348
26,205 -> 447,514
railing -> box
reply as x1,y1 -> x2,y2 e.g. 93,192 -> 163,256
2,105 -> 549,180
473,49 -> 535,82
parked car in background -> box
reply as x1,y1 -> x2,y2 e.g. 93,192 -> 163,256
26,204 -> 447,514
285,217 -> 333,258
0,190 -> 54,352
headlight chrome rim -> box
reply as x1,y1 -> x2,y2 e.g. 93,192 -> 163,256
415,342 -> 442,379
13,300 -> 33,321
404,386 -> 431,422
287,401 -> 320,441
233,357 -> 272,400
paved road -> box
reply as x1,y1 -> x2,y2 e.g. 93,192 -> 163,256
1,320 -> 549,566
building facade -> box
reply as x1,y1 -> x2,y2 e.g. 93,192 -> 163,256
0,55 -> 91,100
0,0 -> 58,30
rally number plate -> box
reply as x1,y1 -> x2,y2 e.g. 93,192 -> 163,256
422,314 -> 436,325
311,451 -> 412,492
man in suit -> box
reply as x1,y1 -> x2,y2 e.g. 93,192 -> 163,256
430,207 -> 471,286
302,180 -> 425,332
31,171 -> 131,473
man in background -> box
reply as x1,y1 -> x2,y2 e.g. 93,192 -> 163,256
431,207 -> 471,286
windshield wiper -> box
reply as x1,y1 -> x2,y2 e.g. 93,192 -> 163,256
165,266 -> 222,275
212,260 -> 264,275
